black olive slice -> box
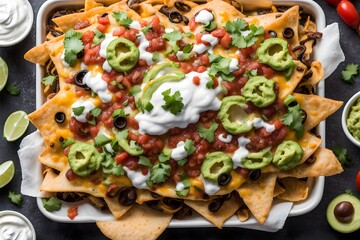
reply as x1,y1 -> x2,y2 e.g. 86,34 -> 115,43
182,15 -> 189,25
174,1 -> 191,12
75,70 -> 89,89
173,205 -> 192,219
305,155 -> 316,165
292,45 -> 306,60
334,201 -> 354,223
217,172 -> 232,186
54,112 -> 66,123
161,197 -> 183,210
268,30 -> 277,38
101,12 -> 108,17
118,187 -> 137,206
208,198 -> 223,212
282,27 -> 294,39
114,116 -> 127,130
249,169 -> 261,181
76,49 -> 84,59
168,12 -> 183,23
159,5 -> 170,15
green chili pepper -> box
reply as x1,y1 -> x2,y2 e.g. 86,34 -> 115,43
257,38 -> 295,71
68,142 -> 103,177
242,148 -> 273,170
201,152 -> 233,182
272,140 -> 303,170
106,37 -> 139,72
218,95 -> 253,134
242,76 -> 276,108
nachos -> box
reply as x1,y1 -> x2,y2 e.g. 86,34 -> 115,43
25,0 -> 343,238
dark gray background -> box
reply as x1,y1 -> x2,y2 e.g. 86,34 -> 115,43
1,0 -> 360,239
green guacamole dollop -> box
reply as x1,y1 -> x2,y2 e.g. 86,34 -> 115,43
347,98 -> 360,141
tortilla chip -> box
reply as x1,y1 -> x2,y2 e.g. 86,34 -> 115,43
24,43 -> 50,65
237,173 -> 277,224
298,61 -> 324,87
294,93 -> 343,131
277,177 -> 309,202
96,204 -> 172,240
85,0 -> 103,11
273,181 -> 286,197
237,207 -> 250,222
103,196 -> 132,219
136,189 -> 158,204
185,193 -> 242,228
277,147 -> 343,178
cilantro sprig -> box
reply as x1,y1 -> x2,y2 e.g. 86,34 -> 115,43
162,89 -> 184,115
208,54 -> 235,82
224,18 -> 264,48
64,29 -> 84,67
113,12 -> 133,29
163,29 -> 182,53
282,104 -> 305,139
8,191 -> 22,207
42,75 -> 57,87
342,63 -> 359,84
197,120 -> 219,142
332,146 -> 353,167
42,197 -> 62,212
150,163 -> 171,184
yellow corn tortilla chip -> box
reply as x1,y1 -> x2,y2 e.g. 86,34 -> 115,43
103,196 -> 132,219
85,0 -> 103,11
277,147 -> 343,178
273,181 -> 286,197
96,204 -> 172,240
185,193 -> 242,228
277,177 -> 309,202
237,207 -> 250,222
237,173 -> 277,224
24,43 -> 50,65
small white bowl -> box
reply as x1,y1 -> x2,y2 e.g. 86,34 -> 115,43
341,91 -> 360,147
0,210 -> 36,240
0,0 -> 34,47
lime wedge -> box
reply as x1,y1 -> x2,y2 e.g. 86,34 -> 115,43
0,56 -> 8,92
0,160 -> 15,188
3,110 -> 30,142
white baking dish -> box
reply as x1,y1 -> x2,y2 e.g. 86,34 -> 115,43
35,0 -> 326,228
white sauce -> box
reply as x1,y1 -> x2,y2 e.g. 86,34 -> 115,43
0,214 -> 33,240
129,20 -> 141,30
218,133 -> 233,143
61,51 -> 70,68
135,70 -> 222,135
0,0 -> 31,43
194,10 -> 214,25
176,51 -> 185,61
137,32 -> 154,66
123,167 -> 149,189
83,72 -> 113,103
229,58 -> 239,72
165,28 -> 174,33
71,98 -> 95,123
98,127 -> 114,153
80,62 -> 88,70
203,178 -> 220,195
232,136 -> 251,168
102,61 -> 112,73
99,33 -> 117,72
175,181 -> 186,191
252,117 -> 275,133
193,34 -> 218,54
171,141 -> 187,161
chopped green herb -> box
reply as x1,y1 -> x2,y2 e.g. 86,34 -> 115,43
176,158 -> 188,166
102,153 -> 124,176
175,174 -> 191,196
150,163 -> 171,184
6,84 -> 20,95
333,146 -> 353,167
193,185 -> 203,192
159,149 -> 172,162
113,12 -> 133,28
145,102 -> 154,112
244,69 -> 258,78
281,104 -> 304,139
342,63 -> 359,84
204,21 -> 217,31
42,197 -> 62,212
163,29 -> 182,53
139,156 -> 153,168
90,107 -> 102,117
92,29 -> 105,46
161,89 -> 184,115
62,138 -> 75,148
112,108 -> 126,118
208,55 -> 234,81
129,85 -> 142,96
42,75 -> 57,86
64,29 -> 84,67
129,140 -> 142,150
197,120 -> 219,142
94,134 -> 112,147
72,106 -> 85,116
141,24 -> 153,34
182,44 -> 193,53
110,80 -> 124,89
152,52 -> 161,62
184,32 -> 194,38
116,129 -> 128,140
88,119 -> 96,126
184,139 -> 196,155
8,191 -> 22,207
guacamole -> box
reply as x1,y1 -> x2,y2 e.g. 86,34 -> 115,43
347,98 -> 360,141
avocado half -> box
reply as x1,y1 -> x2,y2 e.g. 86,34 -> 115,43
326,193 -> 360,233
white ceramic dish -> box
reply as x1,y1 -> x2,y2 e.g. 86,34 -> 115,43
341,91 -> 360,147
35,0 -> 326,228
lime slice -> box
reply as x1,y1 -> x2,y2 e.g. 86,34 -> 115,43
0,161 -> 15,188
0,56 -> 8,92
3,110 -> 30,142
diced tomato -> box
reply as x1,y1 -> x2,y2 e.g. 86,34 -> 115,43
140,20 -> 148,28
115,152 -> 130,164
211,28 -> 227,38
123,29 -> 138,42
113,27 -> 126,37
98,15 -> 110,25
67,206 -> 78,220
197,65 -> 207,73
198,54 -> 210,66
74,20 -> 90,30
83,44 -> 104,65
147,37 -> 167,52
193,76 -> 200,85
65,169 -> 77,181
89,125 -> 99,138
151,15 -> 161,33
195,33 -> 203,44
141,167 -> 149,175
127,117 -> 139,130
219,32 -> 232,49
97,24 -> 107,33
81,30 -> 94,45
189,17 -> 197,31
213,77 -> 219,88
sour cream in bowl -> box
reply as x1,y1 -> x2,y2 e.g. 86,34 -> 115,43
341,91 -> 360,148
0,210 -> 36,240
0,0 -> 34,47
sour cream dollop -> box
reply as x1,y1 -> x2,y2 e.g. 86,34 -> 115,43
0,211 -> 35,240
0,0 -> 33,45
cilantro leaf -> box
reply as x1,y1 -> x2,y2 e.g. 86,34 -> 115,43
129,85 -> 142,96
175,174 -> 191,196
6,83 -> 20,95
161,89 -> 184,115
208,55 -> 234,82
333,146 -> 353,167
225,18 -> 247,33
197,120 -> 219,142
176,158 -> 188,166
281,104 -> 305,139
8,191 -> 22,206
116,129 -> 128,140
101,153 -> 124,176
184,139 -> 196,155
42,197 -> 62,212
204,21 -> 217,31
163,30 -> 182,53
159,149 -> 172,163
141,24 -> 153,34
150,163 -> 171,184
342,63 -> 359,84
139,156 -> 153,168
113,12 -> 133,28
42,75 -> 57,86
72,106 -> 85,116
92,29 -> 105,46
64,29 -> 84,67
62,138 -> 75,148
94,134 -> 112,147
111,108 -> 126,118
90,107 -> 102,117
